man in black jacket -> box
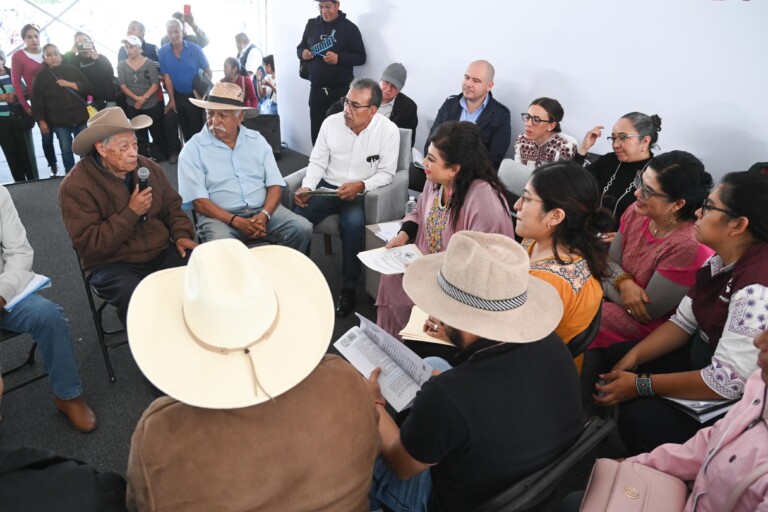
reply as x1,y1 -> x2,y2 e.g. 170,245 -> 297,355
297,0 -> 366,144
326,62 -> 417,146
410,60 -> 511,191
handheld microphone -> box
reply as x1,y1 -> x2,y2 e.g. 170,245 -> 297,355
137,167 -> 150,221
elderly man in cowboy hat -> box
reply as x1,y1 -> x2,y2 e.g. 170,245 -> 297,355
59,107 -> 196,328
178,82 -> 312,251
366,231 -> 583,511
125,239 -> 380,511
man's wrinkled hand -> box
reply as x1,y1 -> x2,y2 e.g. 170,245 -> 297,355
337,181 -> 364,201
175,237 -> 198,258
294,187 -> 311,208
128,185 -> 153,216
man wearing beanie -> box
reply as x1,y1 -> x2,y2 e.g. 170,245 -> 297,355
327,62 -> 417,145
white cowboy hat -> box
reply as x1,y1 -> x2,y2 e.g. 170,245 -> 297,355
72,107 -> 152,156
190,81 -> 258,117
127,240 -> 334,409
403,231 -> 563,343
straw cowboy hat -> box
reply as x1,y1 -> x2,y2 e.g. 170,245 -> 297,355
72,107 -> 152,156
403,231 -> 563,343
127,240 -> 334,409
190,81 -> 258,117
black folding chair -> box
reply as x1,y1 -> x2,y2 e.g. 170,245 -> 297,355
473,417 -> 616,512
568,303 -> 603,359
74,252 -> 127,383
1,331 -> 47,394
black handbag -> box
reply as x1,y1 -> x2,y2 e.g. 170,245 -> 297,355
0,82 -> 35,130
299,18 -> 313,80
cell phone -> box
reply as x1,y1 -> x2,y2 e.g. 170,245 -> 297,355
183,4 -> 191,16
77,41 -> 94,51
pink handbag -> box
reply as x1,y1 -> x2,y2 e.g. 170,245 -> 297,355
580,459 -> 688,512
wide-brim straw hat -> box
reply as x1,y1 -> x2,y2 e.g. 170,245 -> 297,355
190,81 -> 258,118
127,240 -> 334,409
72,107 -> 152,156
403,231 -> 563,343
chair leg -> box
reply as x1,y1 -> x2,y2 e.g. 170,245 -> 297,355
95,303 -> 117,384
323,234 -> 332,255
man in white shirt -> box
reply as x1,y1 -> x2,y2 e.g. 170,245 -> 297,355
294,78 -> 399,317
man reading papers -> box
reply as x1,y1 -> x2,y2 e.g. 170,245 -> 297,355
364,231 -> 583,511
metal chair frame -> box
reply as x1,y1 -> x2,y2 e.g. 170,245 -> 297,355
1,331 -> 47,394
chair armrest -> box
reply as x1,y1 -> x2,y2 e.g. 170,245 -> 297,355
281,167 -> 308,209
364,170 -> 408,224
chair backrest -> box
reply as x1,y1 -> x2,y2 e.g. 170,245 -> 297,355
567,303 -> 602,359
498,158 -> 533,197
397,128 -> 413,171
473,417 -> 616,512
560,132 -> 579,147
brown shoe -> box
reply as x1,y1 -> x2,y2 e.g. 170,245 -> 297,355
54,396 -> 97,433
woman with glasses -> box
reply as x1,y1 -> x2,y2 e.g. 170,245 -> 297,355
376,121 -> 515,338
31,44 -> 91,174
117,35 -> 168,161
512,161 -> 611,369
11,24 -> 50,177
588,151 -> 714,353
574,112 -> 662,237
514,97 -> 577,169
594,171 -> 768,454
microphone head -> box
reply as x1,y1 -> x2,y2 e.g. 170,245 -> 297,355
137,167 -> 150,180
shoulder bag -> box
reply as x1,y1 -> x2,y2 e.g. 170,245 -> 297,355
299,18 -> 314,80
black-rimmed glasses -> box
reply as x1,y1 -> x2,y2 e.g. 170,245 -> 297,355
343,97 -> 372,110
633,172 -> 669,201
520,113 -> 552,125
700,199 -> 737,217
607,134 -> 641,144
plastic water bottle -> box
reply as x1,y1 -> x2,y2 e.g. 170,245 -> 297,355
404,196 -> 417,216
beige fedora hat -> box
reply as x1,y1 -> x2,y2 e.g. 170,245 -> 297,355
190,81 -> 258,117
127,240 -> 334,409
403,231 -> 563,343
72,107 -> 152,156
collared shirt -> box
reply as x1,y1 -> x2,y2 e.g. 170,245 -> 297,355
377,98 -> 394,119
459,93 -> 490,123
302,112 -> 400,191
178,124 -> 285,211
0,186 -> 34,303
158,41 -> 209,94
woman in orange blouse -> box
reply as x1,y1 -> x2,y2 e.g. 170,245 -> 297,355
513,161 -> 611,368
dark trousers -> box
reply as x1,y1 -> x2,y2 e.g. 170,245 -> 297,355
88,245 -> 189,327
309,85 -> 348,145
40,130 -> 58,170
173,91 -> 204,142
0,117 -> 38,181
293,180 -> 365,290
124,102 -> 169,160
602,339 -> 718,455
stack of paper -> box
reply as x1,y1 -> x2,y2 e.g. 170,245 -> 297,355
374,221 -> 403,243
661,396 -> 736,423
5,274 -> 51,311
399,306 -> 452,346
357,244 -> 422,275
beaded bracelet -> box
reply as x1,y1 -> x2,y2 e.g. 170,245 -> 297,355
227,214 -> 237,227
614,272 -> 634,290
635,373 -> 654,397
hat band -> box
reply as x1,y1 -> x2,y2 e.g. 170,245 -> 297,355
437,271 -> 528,312
203,94 -> 245,107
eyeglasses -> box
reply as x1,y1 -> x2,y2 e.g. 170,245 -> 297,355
607,134 -> 642,144
342,97 -> 371,110
520,113 -> 553,125
700,199 -> 737,217
519,191 -> 543,204
633,172 -> 669,201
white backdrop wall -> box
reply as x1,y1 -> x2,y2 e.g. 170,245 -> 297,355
274,0 -> 767,180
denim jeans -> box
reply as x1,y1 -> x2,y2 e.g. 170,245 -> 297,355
293,180 -> 365,289
52,125 -> 86,172
369,456 -> 432,512
40,130 -> 58,170
197,204 -> 313,252
1,293 -> 82,400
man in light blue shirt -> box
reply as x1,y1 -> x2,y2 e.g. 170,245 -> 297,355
179,83 -> 312,251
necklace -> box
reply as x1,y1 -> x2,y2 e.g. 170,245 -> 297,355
601,160 -> 651,217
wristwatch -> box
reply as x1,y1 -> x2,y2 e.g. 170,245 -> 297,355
260,209 -> 272,221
